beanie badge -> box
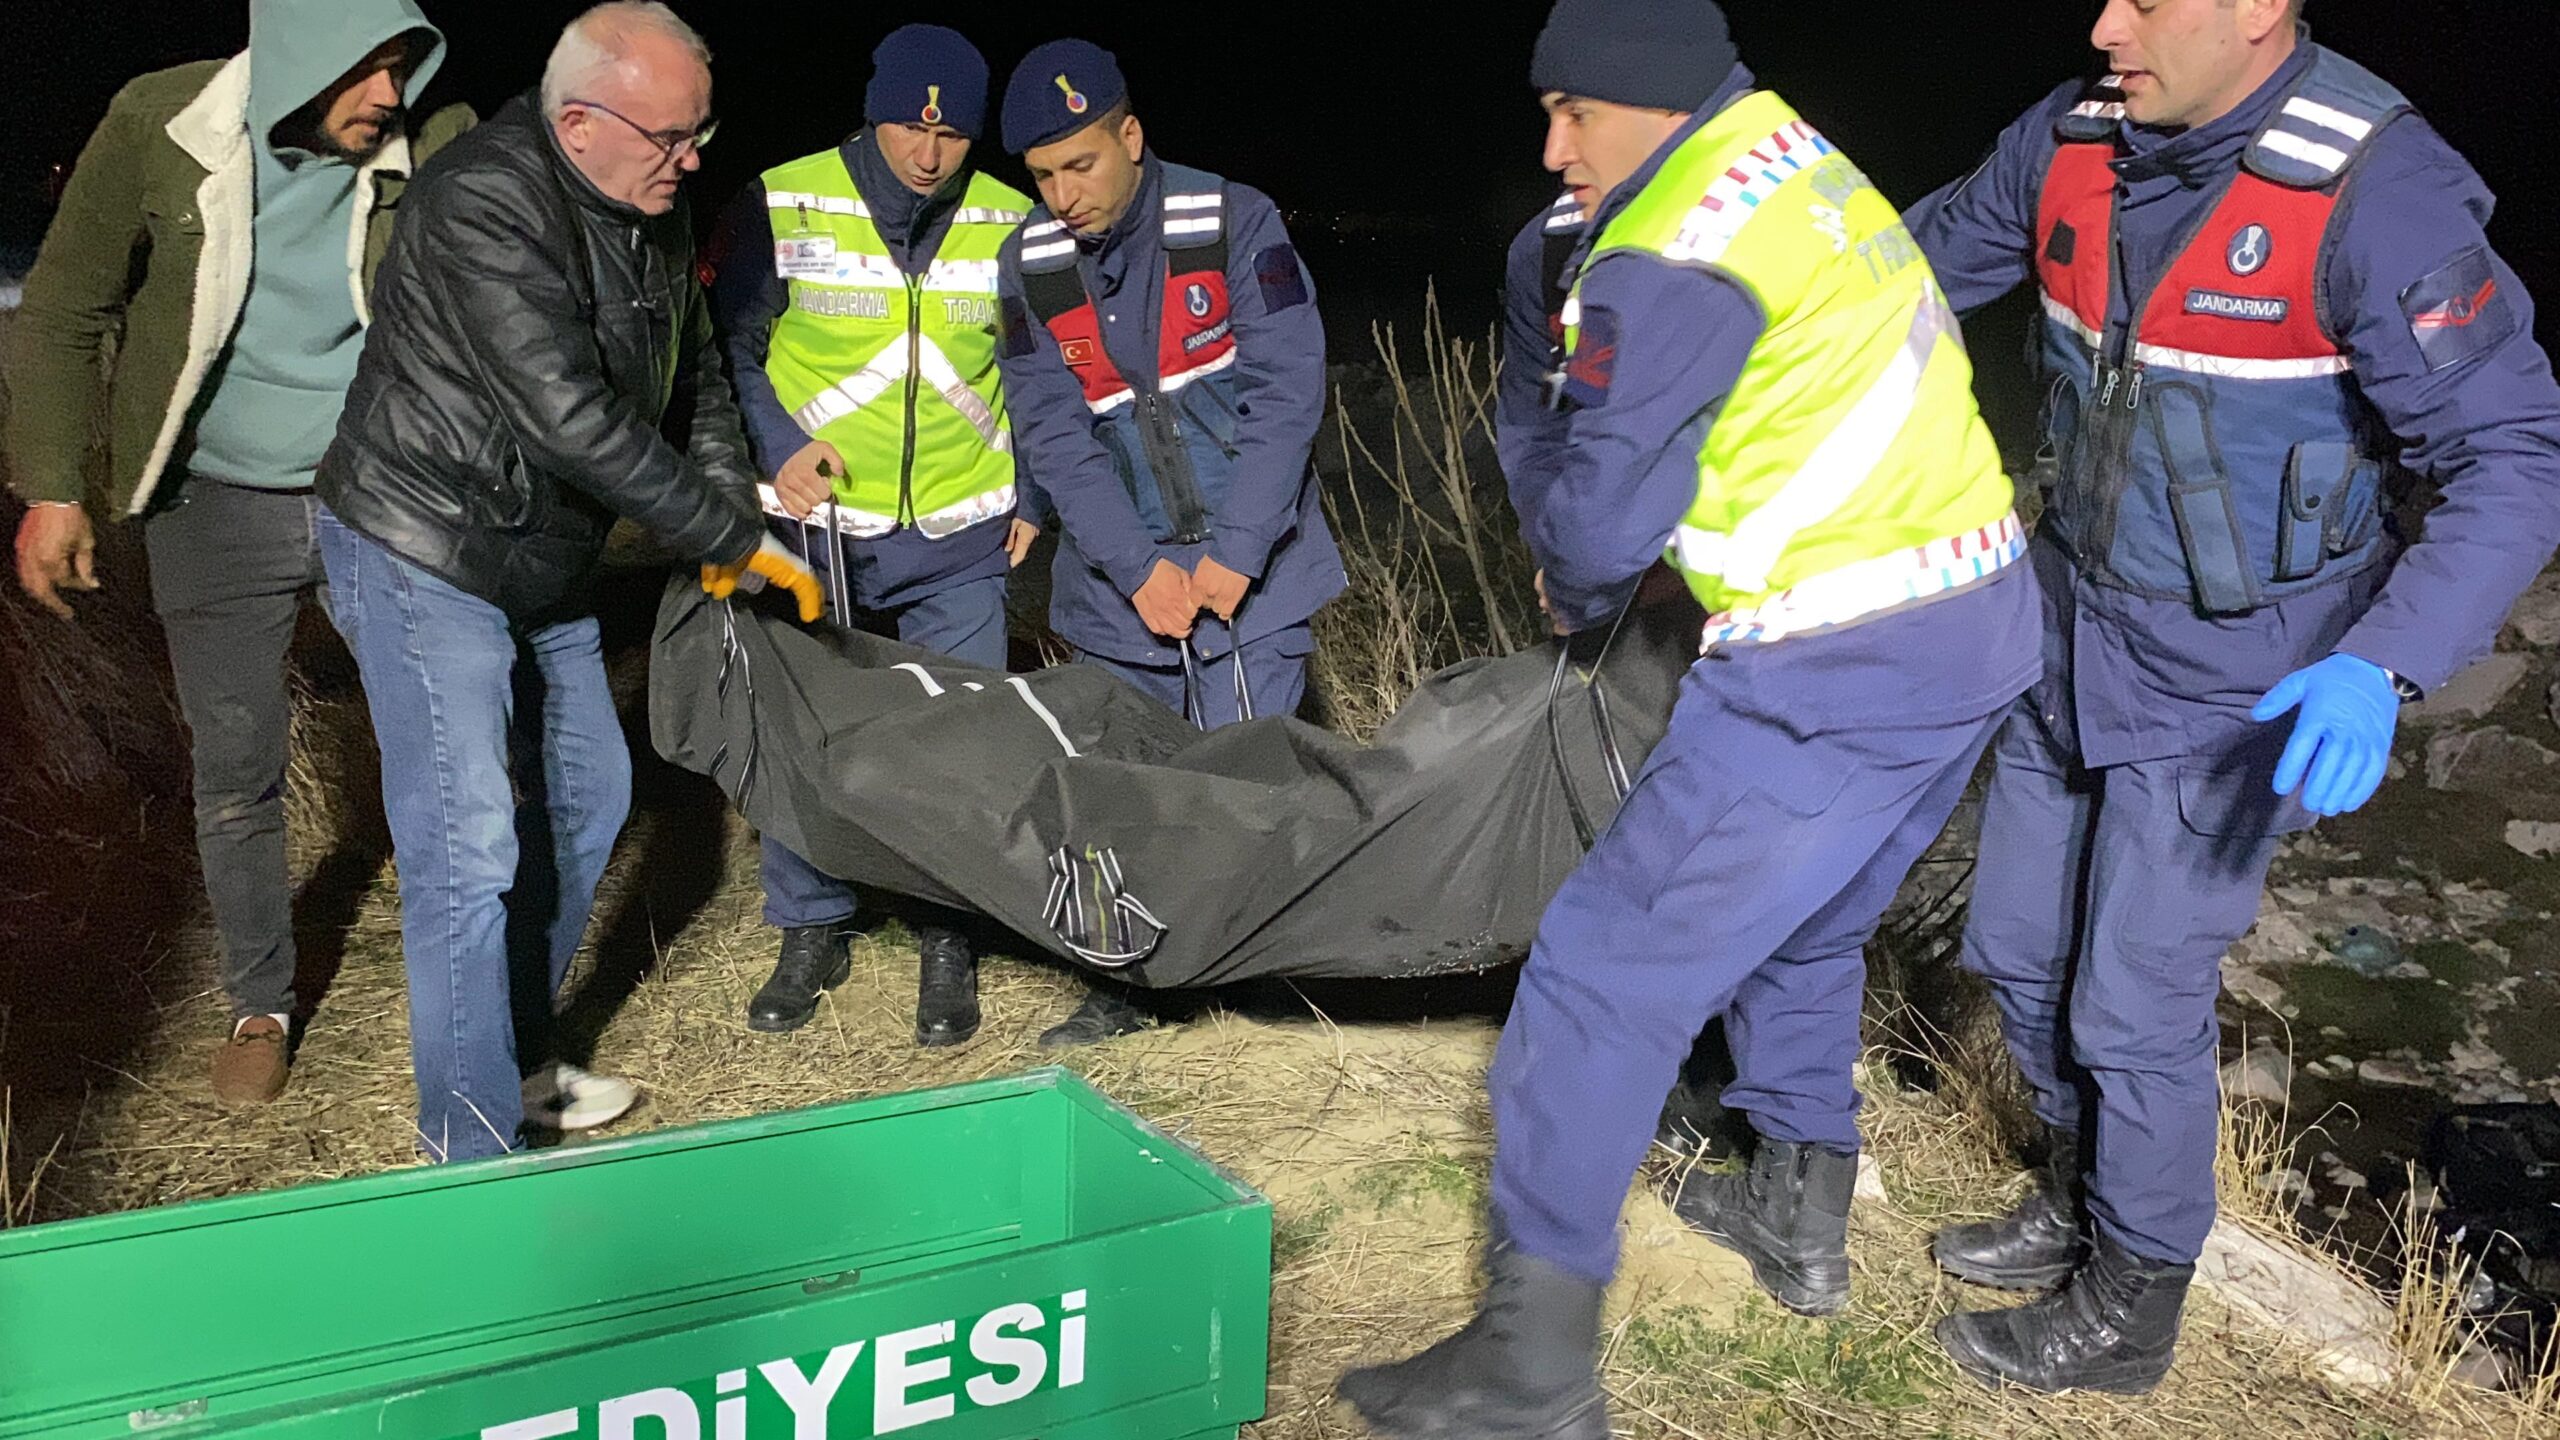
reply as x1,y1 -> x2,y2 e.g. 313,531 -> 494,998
921,84 -> 944,125
1055,74 -> 1090,115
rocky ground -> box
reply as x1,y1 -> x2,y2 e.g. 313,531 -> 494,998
2215,573 -> 2560,1275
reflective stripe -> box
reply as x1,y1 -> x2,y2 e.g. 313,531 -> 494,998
2256,128 -> 2351,176
2132,340 -> 2350,380
1157,346 -> 1238,395
1560,295 -> 1581,329
770,195 -> 1025,228
1164,192 -> 1223,212
1703,286 -> 1957,592
793,337 -> 1011,453
2068,99 -> 2126,124
2283,95 -> 2375,141
768,191 -> 868,217
1544,197 -> 1587,231
1077,347 -> 1237,419
793,251 -> 907,291
1698,514 -> 2027,647
913,337 -> 1011,452
1023,218 -> 1068,239
1660,119 -> 1836,268
923,258 -> 1001,295
791,352 -> 907,432
1020,237 -> 1077,263
2041,292 -> 2102,350
1164,216 -> 1223,237
756,481 -> 1016,539
2044,250 -> 2348,379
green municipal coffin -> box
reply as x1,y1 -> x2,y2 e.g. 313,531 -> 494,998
0,1068 -> 1270,1439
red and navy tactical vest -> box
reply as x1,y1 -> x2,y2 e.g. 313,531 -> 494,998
2031,48 -> 2411,614
1017,163 -> 1243,546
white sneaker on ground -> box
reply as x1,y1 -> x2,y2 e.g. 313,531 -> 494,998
522,1063 -> 639,1132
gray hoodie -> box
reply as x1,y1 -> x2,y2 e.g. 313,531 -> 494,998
189,0 -> 445,491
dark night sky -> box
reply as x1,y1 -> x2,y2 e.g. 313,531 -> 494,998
7,1 -> 2557,441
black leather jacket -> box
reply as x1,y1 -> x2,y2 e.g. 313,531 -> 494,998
318,92 -> 762,621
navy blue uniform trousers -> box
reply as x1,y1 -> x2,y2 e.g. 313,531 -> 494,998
1077,624 -> 1315,729
1491,565 -> 2041,1283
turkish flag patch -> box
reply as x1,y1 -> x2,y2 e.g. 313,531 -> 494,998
1562,304 -> 1620,410
2400,244 -> 2517,374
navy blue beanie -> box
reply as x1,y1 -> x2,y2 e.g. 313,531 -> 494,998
865,24 -> 990,139
1001,38 -> 1128,154
1532,0 -> 1738,111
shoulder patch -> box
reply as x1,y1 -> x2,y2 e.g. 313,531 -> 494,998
1254,243 -> 1310,313
2400,245 -> 2518,374
1563,305 -> 1620,410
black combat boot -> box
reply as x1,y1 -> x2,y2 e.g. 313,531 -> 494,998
914,926 -> 981,1048
1937,1230 -> 2194,1395
1335,1245 -> 1611,1440
748,925 -> 852,1033
1668,1136 -> 1857,1315
1933,1126 -> 2087,1290
1037,984 -> 1147,1049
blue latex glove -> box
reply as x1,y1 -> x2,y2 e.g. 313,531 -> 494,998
2249,654 -> 2402,817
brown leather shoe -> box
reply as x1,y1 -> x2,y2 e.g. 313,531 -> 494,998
212,1016 -> 290,1107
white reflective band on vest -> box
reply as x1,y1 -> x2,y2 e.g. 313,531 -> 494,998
2256,129 -> 2352,176
924,257 -> 1001,295
1162,189 -> 1223,239
1080,346 -> 1238,415
768,191 -> 869,217
793,251 -> 907,293
2039,293 -> 2352,380
756,480 -> 1017,540
1699,513 -> 2027,647
2069,98 -> 2126,124
912,338 -> 1007,448
791,335 -> 1013,454
2283,95 -> 2375,142
1544,196 -> 1587,232
768,194 -> 1026,229
1677,287 -> 1958,593
1021,237 -> 1077,263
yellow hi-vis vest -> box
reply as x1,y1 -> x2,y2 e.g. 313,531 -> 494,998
1567,91 -> 2017,637
759,149 -> 1031,538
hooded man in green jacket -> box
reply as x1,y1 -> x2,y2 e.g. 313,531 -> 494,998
6,0 -> 473,1108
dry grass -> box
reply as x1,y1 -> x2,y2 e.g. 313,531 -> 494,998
1311,286 -> 1538,739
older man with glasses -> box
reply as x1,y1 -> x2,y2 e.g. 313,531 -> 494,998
313,0 -> 818,1161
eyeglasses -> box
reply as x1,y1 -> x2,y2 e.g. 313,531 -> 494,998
567,96 -> 718,164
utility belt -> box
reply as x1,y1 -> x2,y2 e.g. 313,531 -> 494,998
1699,513 -> 2027,649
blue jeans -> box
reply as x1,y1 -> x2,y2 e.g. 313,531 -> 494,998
758,565 -> 1009,930
317,511 -> 631,1162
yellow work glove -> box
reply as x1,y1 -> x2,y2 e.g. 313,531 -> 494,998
701,535 -> 823,623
